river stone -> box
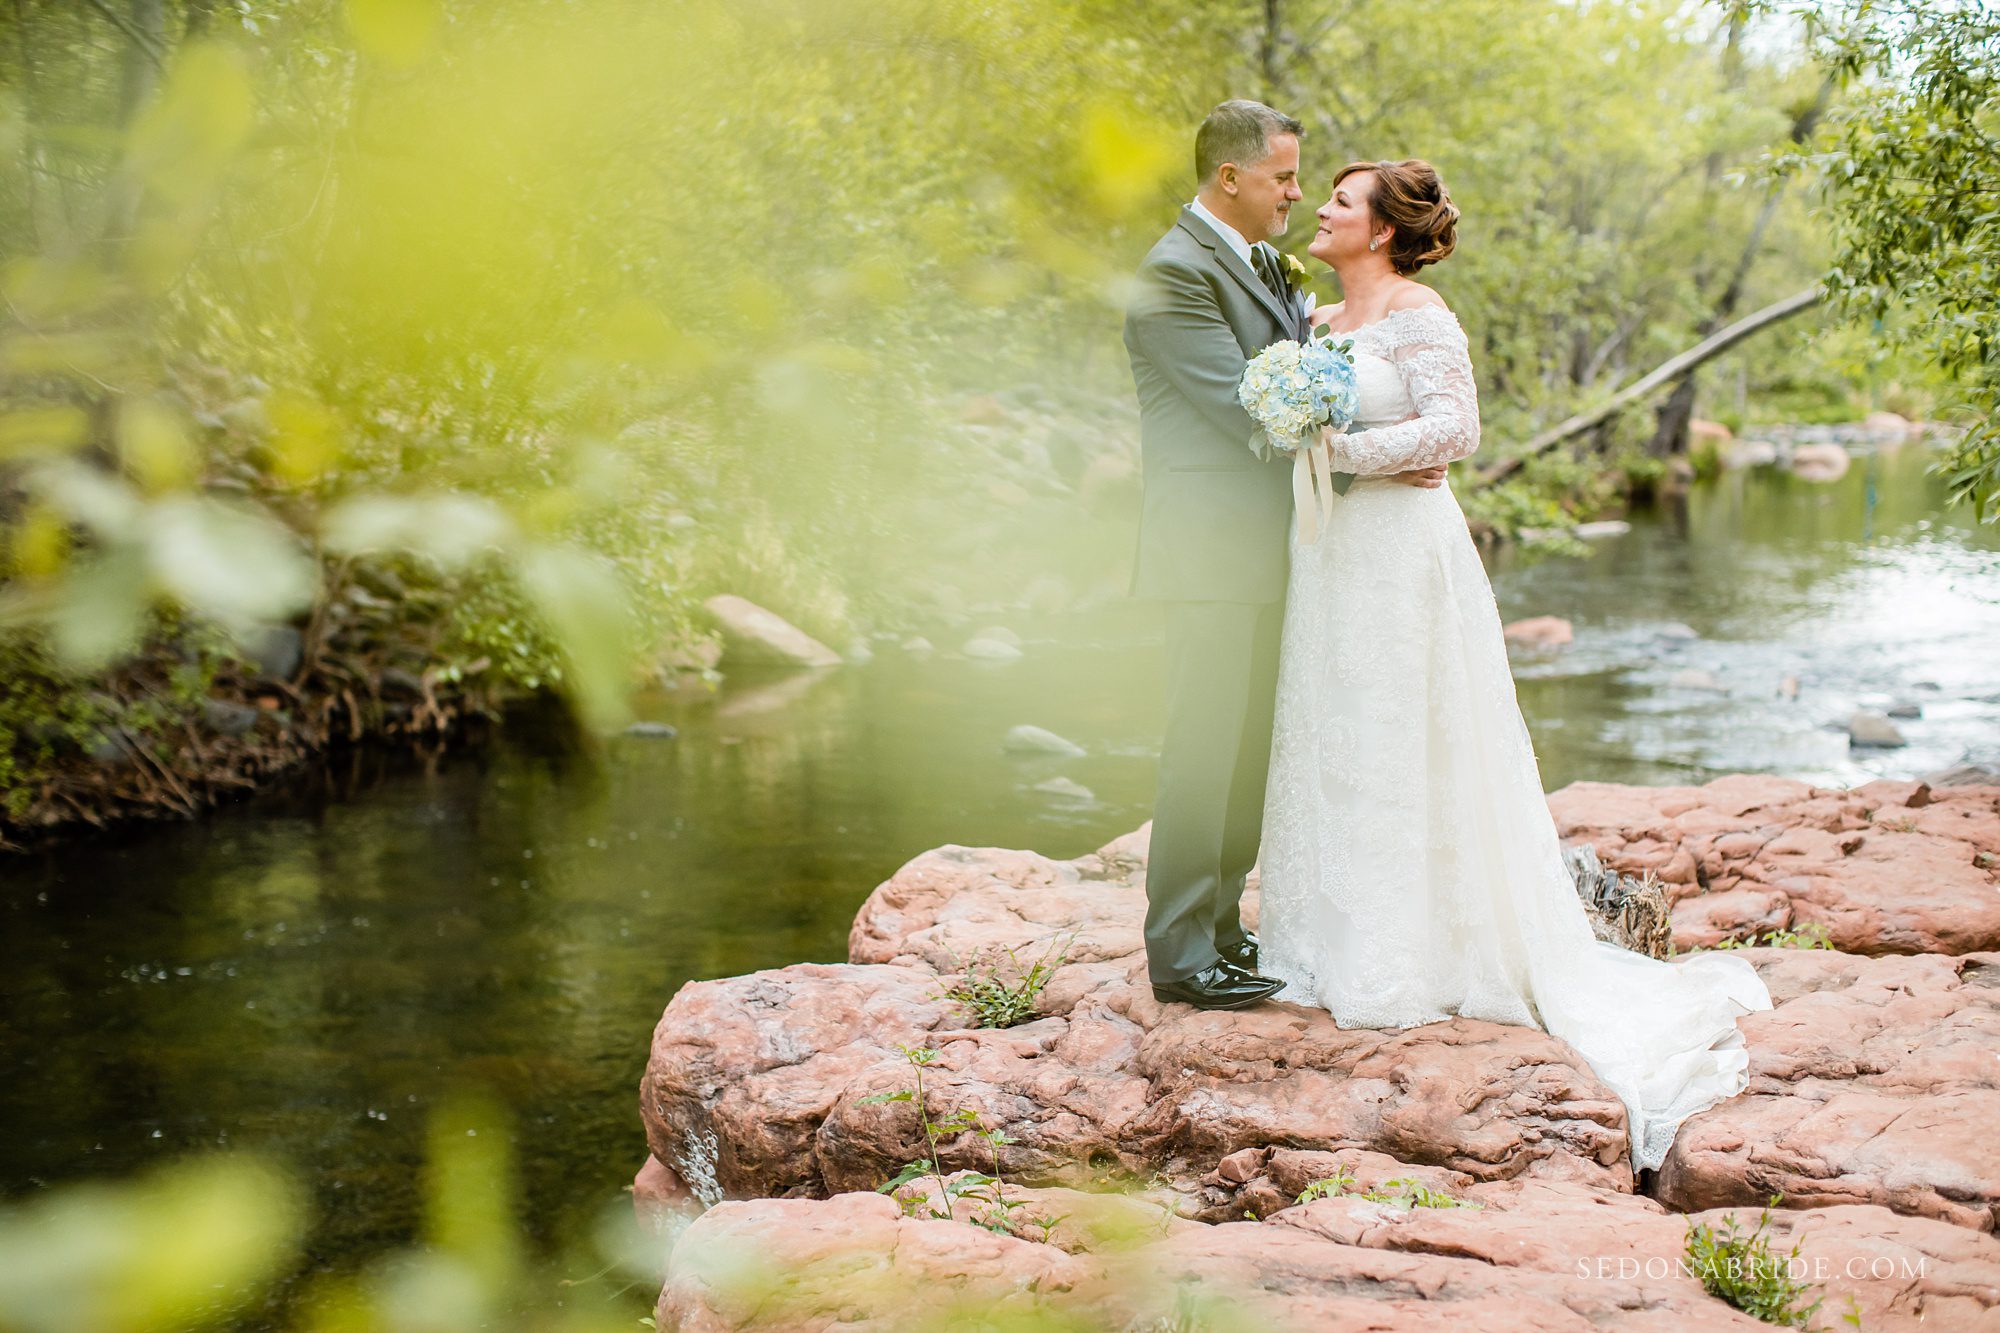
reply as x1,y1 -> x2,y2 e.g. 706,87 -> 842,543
1002,725 -> 1085,757
624,721 -> 679,739
1669,669 -> 1727,692
1886,702 -> 1922,719
1927,762 -> 2000,789
1573,520 -> 1632,539
962,636 -> 1024,662
1502,616 -> 1573,650
1656,949 -> 2000,1233
971,625 -> 1022,649
702,595 -> 842,670
1848,711 -> 1907,748
242,624 -> 303,681
1548,774 -> 2000,955
657,1176 -> 2000,1332
1790,443 -> 1851,481
1032,777 -> 1095,802
200,698 -> 261,737
898,636 -> 934,657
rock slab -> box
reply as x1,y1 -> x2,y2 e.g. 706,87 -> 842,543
1550,774 -> 2000,955
658,1177 -> 2000,1332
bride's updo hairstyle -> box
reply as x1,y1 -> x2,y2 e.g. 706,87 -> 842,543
1335,158 -> 1459,275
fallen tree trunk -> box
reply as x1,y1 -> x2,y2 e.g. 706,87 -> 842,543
1476,287 -> 1824,485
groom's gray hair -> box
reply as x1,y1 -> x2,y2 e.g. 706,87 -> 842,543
1196,100 -> 1304,185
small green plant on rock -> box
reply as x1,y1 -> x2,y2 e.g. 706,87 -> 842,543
1294,1168 -> 1357,1204
1712,923 -> 1834,951
1295,1170 -> 1478,1211
1684,1195 -> 1824,1328
861,1044 -> 1021,1233
938,934 -> 1073,1029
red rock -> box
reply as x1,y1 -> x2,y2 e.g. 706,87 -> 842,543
643,898 -> 1638,1210
657,1177 -> 2000,1331
1503,615 -> 1574,650
641,777 -> 2000,1329
1657,950 -> 2000,1232
1550,777 -> 2000,955
701,594 -> 842,669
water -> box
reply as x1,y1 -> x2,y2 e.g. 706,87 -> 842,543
2,439 -> 1995,1314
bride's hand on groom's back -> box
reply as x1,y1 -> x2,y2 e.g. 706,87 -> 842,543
1392,463 -> 1449,488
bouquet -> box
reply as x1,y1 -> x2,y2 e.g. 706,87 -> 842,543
1237,333 -> 1360,544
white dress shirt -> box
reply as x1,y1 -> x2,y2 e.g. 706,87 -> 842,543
1188,196 -> 1314,316
1187,195 -> 1258,267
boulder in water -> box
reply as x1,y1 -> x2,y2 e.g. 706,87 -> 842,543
963,636 -> 1024,662
1848,711 -> 1908,748
1502,616 -> 1573,650
1032,777 -> 1095,802
1003,725 -> 1084,757
702,595 -> 842,669
1789,442 -> 1850,481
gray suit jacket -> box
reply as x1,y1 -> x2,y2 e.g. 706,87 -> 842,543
1123,207 -> 1349,604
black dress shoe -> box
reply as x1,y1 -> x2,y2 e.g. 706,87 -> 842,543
1215,931 -> 1259,971
1152,961 -> 1285,1010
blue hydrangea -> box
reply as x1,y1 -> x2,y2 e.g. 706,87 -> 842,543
1237,334 -> 1359,455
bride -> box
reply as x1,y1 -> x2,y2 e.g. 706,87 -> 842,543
1253,158 -> 1773,1172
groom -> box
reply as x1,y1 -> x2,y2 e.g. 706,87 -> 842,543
1123,100 -> 1444,1009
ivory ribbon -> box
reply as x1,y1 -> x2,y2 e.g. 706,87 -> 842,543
1291,427 -> 1340,544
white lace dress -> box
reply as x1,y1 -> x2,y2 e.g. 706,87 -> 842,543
1256,303 -> 1772,1172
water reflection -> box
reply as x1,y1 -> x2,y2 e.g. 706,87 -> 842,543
0,441 -> 1994,1314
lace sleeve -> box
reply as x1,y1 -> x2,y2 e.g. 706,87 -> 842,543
1323,305 -> 1480,475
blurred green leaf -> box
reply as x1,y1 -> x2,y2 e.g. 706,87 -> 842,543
321,494 -> 515,568
145,496 -> 317,628
0,404 -> 91,461
0,1155 -> 302,1333
118,398 -> 199,492
43,545 -> 149,670
126,44 -> 254,204
513,543 -> 635,732
422,1094 -> 521,1296
345,0 -> 444,68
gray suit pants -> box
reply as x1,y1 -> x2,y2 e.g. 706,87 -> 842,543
1145,597 -> 1285,984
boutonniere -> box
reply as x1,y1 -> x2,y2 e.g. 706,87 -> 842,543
1282,253 -> 1310,289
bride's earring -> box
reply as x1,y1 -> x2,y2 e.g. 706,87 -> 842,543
1369,238 -> 1380,252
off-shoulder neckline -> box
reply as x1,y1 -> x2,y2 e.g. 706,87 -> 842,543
1319,302 -> 1459,337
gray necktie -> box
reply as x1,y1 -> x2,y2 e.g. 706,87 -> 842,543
1250,247 -> 1285,302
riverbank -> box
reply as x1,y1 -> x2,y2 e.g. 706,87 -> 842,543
3,415 -> 1968,853
0,606 -> 514,852
636,775 -> 2000,1328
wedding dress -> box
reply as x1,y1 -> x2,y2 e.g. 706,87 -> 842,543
1255,302 -> 1772,1172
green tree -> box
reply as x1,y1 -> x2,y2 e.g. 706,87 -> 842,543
1784,0 -> 1999,520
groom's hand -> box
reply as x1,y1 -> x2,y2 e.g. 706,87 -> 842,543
1393,464 -> 1449,489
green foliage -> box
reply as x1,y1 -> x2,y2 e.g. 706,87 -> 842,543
1294,1168 -> 1357,1205
0,1155 -> 301,1333
1783,0 -> 2000,520
1711,922 -> 1835,951
938,935 -> 1073,1029
862,1044 -> 1024,1233
0,0 -> 1967,810
0,1092 -> 657,1331
1295,1169 -> 1479,1210
0,614 -> 240,815
1684,1195 -> 1825,1327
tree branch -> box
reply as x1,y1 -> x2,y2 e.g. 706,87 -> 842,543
1476,288 -> 1824,484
